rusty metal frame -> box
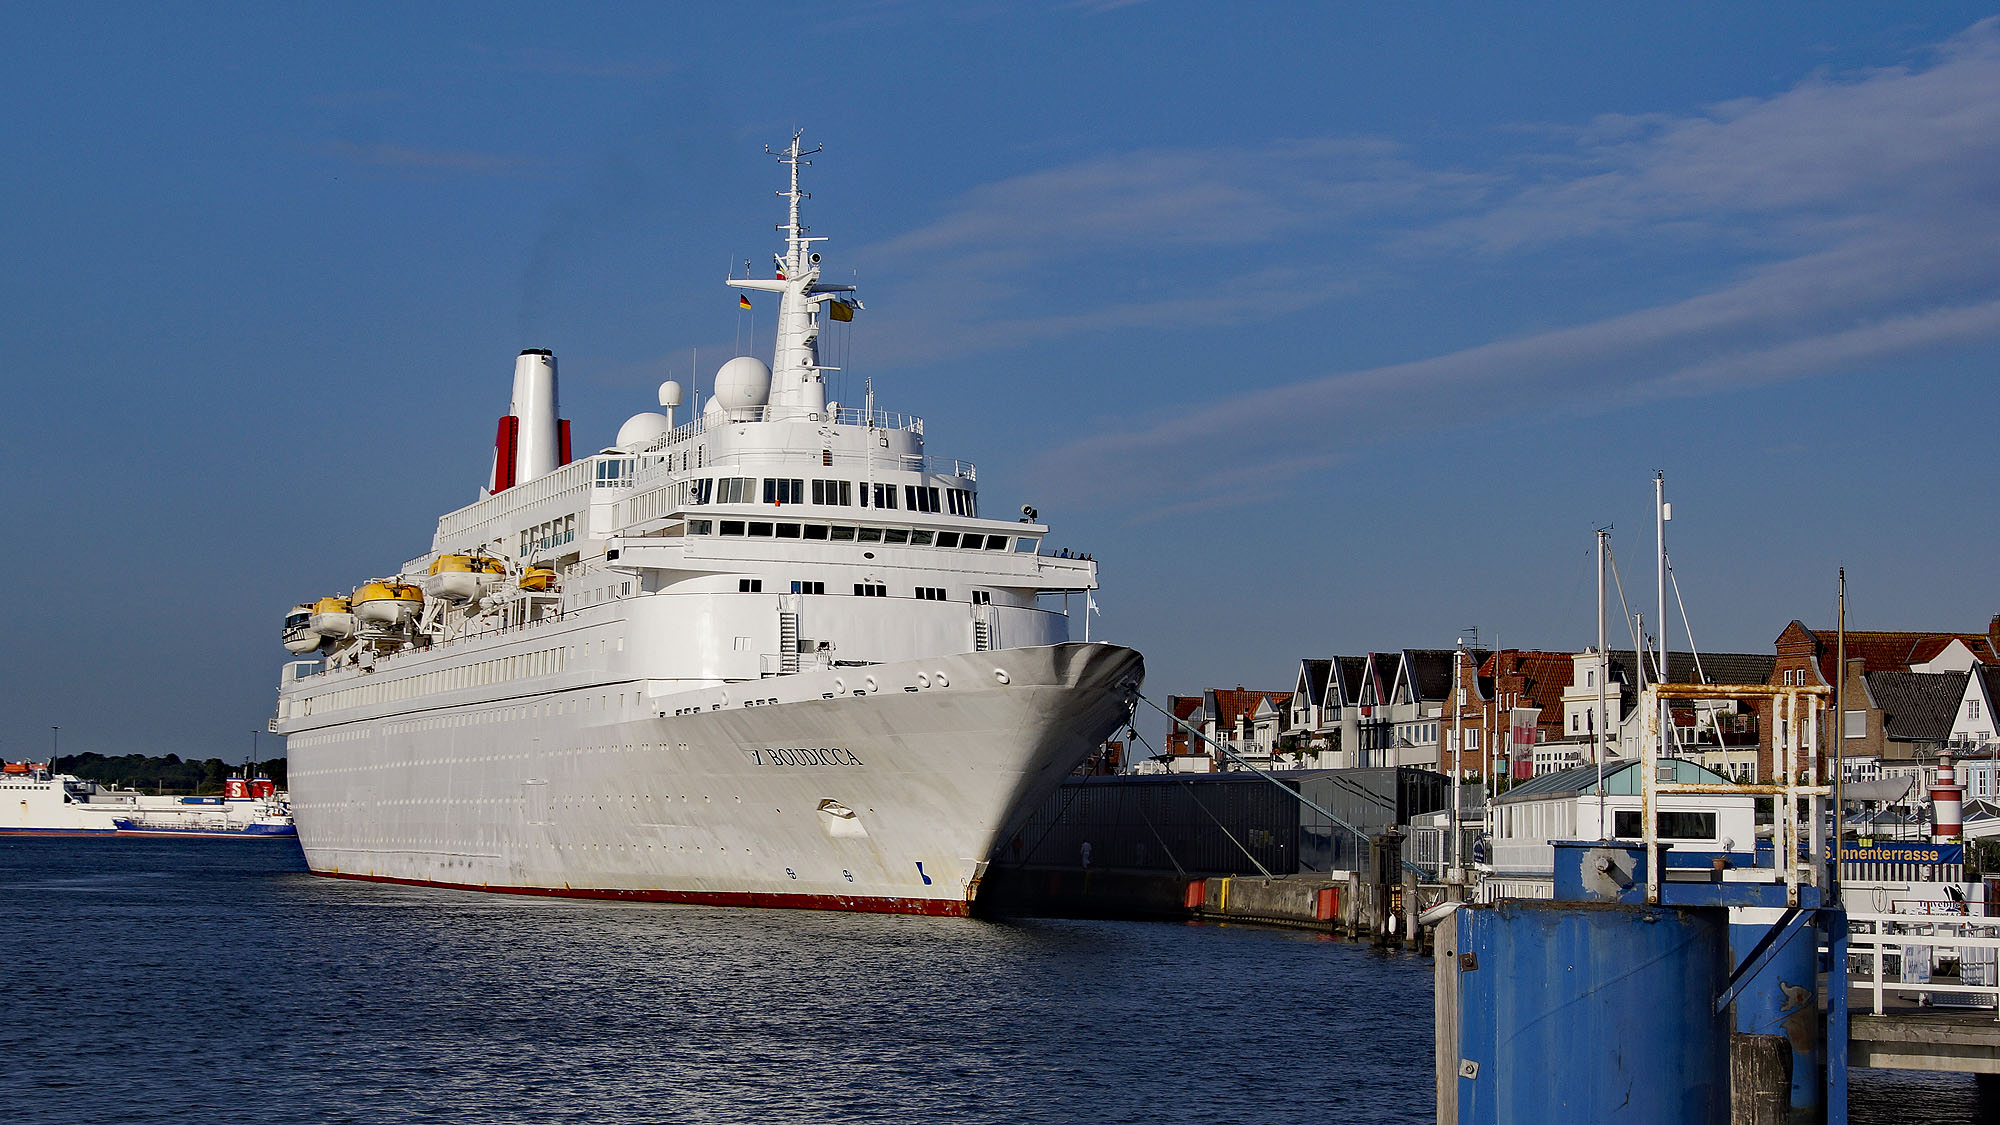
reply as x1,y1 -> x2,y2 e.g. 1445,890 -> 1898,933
1642,682 -> 1832,905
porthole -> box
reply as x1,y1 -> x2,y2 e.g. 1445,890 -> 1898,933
993,669 -> 1010,684
916,673 -> 930,688
864,676 -> 878,692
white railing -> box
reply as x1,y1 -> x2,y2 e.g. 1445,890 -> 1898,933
1843,910 -> 2000,1017
436,458 -> 594,539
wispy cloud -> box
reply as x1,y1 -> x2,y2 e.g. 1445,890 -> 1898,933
318,139 -> 527,175
464,43 -> 675,81
852,18 -> 2000,516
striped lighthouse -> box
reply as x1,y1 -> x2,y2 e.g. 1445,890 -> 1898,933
1932,752 -> 1964,844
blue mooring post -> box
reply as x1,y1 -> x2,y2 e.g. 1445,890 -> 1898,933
1826,907 -> 1850,1124
1726,906 -> 1823,1119
1542,841 -> 1843,1122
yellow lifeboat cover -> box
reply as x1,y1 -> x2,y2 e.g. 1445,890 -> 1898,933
430,554 -> 506,576
313,596 -> 352,615
520,567 -> 557,592
354,581 -> 423,604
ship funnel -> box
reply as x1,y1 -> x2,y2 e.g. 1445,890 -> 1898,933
491,349 -> 573,493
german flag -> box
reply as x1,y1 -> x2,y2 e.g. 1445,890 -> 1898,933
738,294 -> 752,310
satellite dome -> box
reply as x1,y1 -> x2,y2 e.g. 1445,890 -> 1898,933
703,396 -> 724,421
615,412 -> 672,451
657,380 -> 683,408
712,356 -> 772,411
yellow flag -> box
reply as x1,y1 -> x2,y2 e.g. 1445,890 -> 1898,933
827,299 -> 854,322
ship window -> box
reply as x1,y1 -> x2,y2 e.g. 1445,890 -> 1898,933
857,527 -> 882,543
870,483 -> 897,509
802,525 -> 829,541
935,532 -> 960,548
854,583 -> 887,597
792,581 -> 825,595
689,519 -> 712,535
716,477 -> 754,504
984,536 -> 1009,550
812,480 -> 852,506
1015,537 -> 1038,552
687,478 -> 712,506
739,579 -> 762,592
883,528 -> 909,544
916,587 -> 946,601
904,485 -> 941,513
910,530 -> 934,546
765,478 -> 804,505
775,523 -> 801,538
960,534 -> 986,550
829,526 -> 856,541
972,590 -> 991,605
947,488 -> 976,517
747,522 -> 774,537
719,521 -> 745,536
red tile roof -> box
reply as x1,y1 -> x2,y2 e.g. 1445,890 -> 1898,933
1208,689 -> 1292,728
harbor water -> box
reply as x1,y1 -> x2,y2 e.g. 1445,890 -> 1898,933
0,838 -> 1980,1123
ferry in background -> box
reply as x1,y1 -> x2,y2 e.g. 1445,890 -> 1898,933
270,135 -> 1143,915
0,763 -> 297,838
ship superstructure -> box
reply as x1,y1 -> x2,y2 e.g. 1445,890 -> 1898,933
271,136 -> 1143,914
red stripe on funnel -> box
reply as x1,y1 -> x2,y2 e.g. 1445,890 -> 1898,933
493,415 -> 519,492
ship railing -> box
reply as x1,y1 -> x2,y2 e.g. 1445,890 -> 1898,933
639,448 -> 975,479
630,406 -> 924,455
436,458 -> 594,539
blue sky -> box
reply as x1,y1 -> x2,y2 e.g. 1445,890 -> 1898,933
4,4 -> 1997,761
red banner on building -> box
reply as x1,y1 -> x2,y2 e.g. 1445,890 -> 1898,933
1510,707 -> 1541,780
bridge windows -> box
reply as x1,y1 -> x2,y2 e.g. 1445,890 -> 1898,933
792,581 -> 825,595
866,483 -> 898,509
811,479 -> 852,506
715,477 -> 755,504
765,478 -> 804,505
854,583 -> 887,597
947,488 -> 975,517
905,485 -> 941,513
935,532 -> 960,548
915,587 -> 947,601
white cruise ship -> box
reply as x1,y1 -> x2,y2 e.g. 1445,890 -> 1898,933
271,136 -> 1144,915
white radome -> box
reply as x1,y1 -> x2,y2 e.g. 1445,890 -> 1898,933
712,356 -> 772,412
615,412 -> 673,451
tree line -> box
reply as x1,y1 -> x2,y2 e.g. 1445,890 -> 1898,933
50,753 -> 287,794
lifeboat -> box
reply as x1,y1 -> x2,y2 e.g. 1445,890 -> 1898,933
310,595 -> 357,640
425,553 -> 506,602
283,604 -> 322,654
353,581 -> 425,627
520,566 -> 558,593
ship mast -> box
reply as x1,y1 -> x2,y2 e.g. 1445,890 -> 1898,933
727,132 -> 860,422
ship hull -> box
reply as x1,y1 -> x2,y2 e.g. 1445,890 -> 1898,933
288,642 -> 1142,915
